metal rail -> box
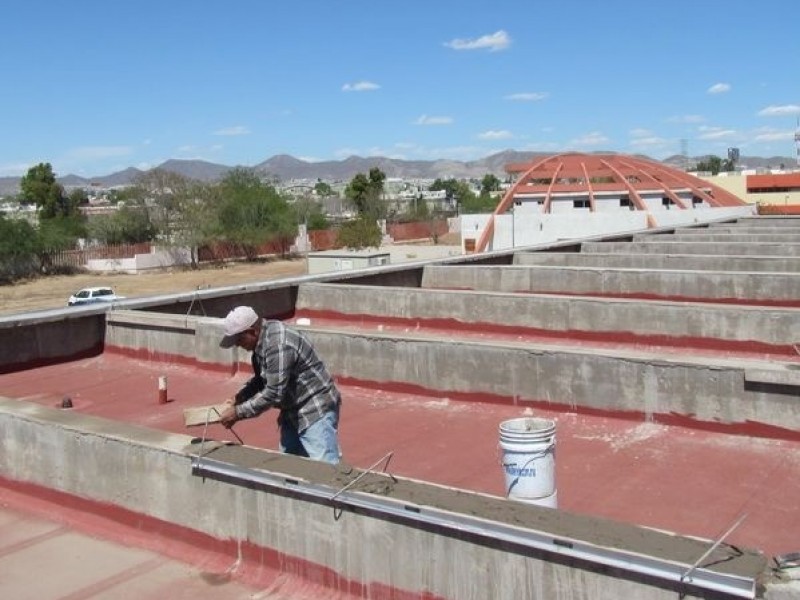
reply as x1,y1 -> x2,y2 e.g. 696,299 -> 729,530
191,457 -> 756,599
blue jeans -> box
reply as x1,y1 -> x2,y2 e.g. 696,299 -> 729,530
280,407 -> 341,464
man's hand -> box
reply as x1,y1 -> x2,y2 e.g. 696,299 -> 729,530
219,399 -> 238,428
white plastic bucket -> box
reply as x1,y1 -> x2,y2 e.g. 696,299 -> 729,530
499,417 -> 557,505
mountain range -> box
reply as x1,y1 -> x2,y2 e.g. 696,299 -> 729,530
1,150 -> 796,196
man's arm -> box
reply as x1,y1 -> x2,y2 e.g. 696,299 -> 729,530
234,375 -> 263,404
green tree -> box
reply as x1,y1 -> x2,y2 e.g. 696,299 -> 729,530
480,173 -> 501,195
410,194 -> 430,220
291,195 -> 329,231
694,156 -> 729,175
336,215 -> 382,250
0,215 -> 39,282
20,163 -> 78,219
431,178 -> 478,213
212,168 -> 295,260
36,215 -> 86,273
171,182 -> 217,267
345,167 -> 386,219
88,205 -> 157,244
461,191 -> 497,214
128,169 -> 194,241
314,180 -> 334,197
68,188 -> 89,207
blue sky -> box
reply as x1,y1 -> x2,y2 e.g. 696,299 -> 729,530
1,0 -> 798,178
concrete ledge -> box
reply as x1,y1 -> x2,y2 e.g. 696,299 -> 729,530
97,308 -> 800,438
745,367 -> 800,387
295,282 -> 800,352
307,328 -> 800,438
105,310 -> 241,371
0,397 -> 771,599
420,265 -> 800,304
514,252 -> 800,273
582,241 -> 800,257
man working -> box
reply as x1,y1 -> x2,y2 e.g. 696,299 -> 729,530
217,305 -> 342,464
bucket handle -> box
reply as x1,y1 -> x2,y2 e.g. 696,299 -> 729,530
498,444 -> 554,465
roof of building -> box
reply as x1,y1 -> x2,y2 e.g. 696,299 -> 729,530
2,214 -> 800,598
503,152 -> 746,209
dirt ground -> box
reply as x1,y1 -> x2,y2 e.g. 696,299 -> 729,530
0,233 -> 462,316
0,258 -> 308,315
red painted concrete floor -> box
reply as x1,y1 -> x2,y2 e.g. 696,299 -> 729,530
2,352 -> 799,565
0,498 -> 267,600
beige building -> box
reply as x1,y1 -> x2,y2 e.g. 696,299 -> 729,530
698,171 -> 800,207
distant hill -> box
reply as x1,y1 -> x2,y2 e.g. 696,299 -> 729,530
1,151 -> 796,196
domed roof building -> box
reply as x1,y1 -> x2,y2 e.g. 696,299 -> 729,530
474,152 -> 749,252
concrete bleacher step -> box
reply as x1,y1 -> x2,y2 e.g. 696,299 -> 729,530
419,264 -> 800,305
634,233 -> 800,243
582,240 -> 800,256
302,324 -> 800,439
295,282 -> 800,358
513,251 -> 800,272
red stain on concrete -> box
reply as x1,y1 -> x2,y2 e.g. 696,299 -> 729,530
0,477 -> 445,600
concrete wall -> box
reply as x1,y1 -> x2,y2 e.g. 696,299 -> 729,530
100,307 -> 800,436
308,329 -> 800,436
582,241 -> 800,256
635,233 -> 800,243
514,252 -> 800,273
1,397 -> 762,600
420,265 -> 800,303
294,283 -> 800,352
461,206 -> 754,252
86,246 -> 193,273
0,311 -> 105,373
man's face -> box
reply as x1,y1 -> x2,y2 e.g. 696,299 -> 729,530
236,327 -> 259,352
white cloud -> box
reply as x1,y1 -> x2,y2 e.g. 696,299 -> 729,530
478,130 -> 513,140
423,145 -> 487,160
758,104 -> 800,117
213,126 -> 250,136
667,114 -> 705,124
697,126 -> 737,140
629,128 -> 653,138
707,83 -> 731,94
444,30 -> 511,52
413,114 -> 453,126
752,128 -> 795,142
504,92 -> 548,101
342,81 -> 380,92
569,132 -> 610,147
630,136 -> 669,148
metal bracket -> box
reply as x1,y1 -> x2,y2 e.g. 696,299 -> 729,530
192,406 -> 243,474
775,551 -> 800,570
681,513 -> 747,586
330,452 -> 396,520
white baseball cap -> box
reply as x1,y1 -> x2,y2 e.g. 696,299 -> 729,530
219,306 -> 259,348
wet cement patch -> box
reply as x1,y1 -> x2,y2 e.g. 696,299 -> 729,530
203,444 -> 767,581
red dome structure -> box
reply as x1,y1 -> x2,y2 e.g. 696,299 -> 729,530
475,152 -> 746,252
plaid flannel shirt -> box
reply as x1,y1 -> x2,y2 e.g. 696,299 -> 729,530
234,320 -> 341,432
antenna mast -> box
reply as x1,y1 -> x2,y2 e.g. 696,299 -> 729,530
795,117 -> 800,168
